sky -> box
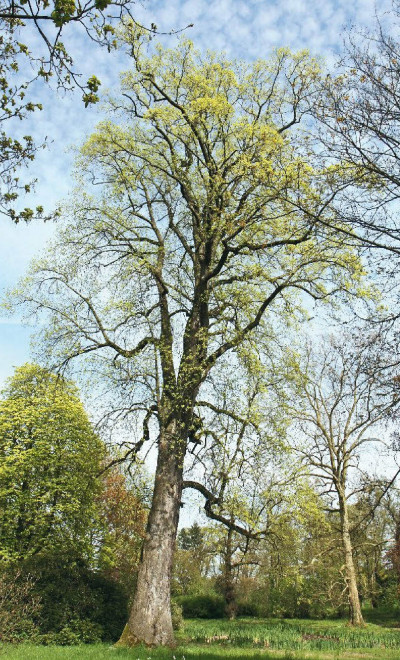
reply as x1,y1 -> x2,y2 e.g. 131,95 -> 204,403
0,0 -> 393,388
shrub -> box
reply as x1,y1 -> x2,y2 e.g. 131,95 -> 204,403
40,620 -> 103,645
176,593 -> 225,618
171,600 -> 184,630
24,553 -> 129,643
0,568 -> 41,643
237,600 -> 259,617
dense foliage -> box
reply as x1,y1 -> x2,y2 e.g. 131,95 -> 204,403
0,363 -> 104,562
0,364 -> 147,643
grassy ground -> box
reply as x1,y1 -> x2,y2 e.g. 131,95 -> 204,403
1,614 -> 399,660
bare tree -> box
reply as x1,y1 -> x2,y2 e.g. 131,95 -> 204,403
290,332 -> 400,625
314,2 -> 400,291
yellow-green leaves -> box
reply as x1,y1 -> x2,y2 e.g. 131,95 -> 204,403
0,364 -> 105,564
8,38 -> 375,504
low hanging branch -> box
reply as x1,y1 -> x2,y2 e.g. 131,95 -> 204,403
182,480 -> 270,541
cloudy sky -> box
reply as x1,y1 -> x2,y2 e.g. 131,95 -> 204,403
0,0 -> 393,388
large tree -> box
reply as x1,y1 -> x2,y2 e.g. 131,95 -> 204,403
10,31 -> 373,645
0,363 -> 105,563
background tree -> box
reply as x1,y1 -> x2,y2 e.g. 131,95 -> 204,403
183,362 -> 287,536
178,522 -> 204,554
182,380 -> 289,619
174,478 -> 337,620
289,332 -> 400,625
10,31 -> 376,646
315,2 -> 400,266
173,523 -> 213,598
250,495 -> 341,619
0,362 -> 105,562
96,467 -> 148,598
0,362 -> 151,643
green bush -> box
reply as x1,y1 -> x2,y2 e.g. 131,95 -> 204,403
236,599 -> 259,617
171,600 -> 184,630
39,620 -> 103,645
176,593 -> 225,618
0,568 -> 41,643
23,553 -> 129,643
236,585 -> 325,620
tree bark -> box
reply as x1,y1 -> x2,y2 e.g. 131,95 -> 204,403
394,514 -> 400,590
222,525 -> 237,620
116,428 -> 184,647
339,496 -> 364,626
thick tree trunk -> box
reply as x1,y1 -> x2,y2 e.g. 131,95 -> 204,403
116,430 -> 184,647
339,497 -> 364,626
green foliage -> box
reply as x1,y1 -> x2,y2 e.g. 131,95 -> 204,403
25,552 -> 129,643
172,548 -> 208,597
171,600 -> 184,632
83,75 -> 101,106
51,0 -> 78,26
39,620 -> 103,645
12,37 -> 371,382
173,524 -> 212,597
176,594 -> 226,619
0,363 -> 105,563
0,32 -> 47,223
178,523 -> 204,552
0,0 -> 141,222
0,567 -> 41,643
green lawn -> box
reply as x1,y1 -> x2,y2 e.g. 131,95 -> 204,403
1,615 -> 400,660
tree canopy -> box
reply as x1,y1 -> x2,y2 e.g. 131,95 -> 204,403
0,363 -> 105,563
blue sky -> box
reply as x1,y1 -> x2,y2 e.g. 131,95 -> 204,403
0,0 -> 392,389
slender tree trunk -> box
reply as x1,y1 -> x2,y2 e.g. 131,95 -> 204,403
339,496 -> 364,626
117,427 -> 185,647
222,525 -> 237,620
394,515 -> 400,590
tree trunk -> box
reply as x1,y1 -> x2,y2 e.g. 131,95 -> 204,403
222,525 -> 237,620
339,497 -> 364,626
394,515 -> 400,590
116,429 -> 184,647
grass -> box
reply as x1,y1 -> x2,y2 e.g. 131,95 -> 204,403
1,614 -> 399,660
180,615 -> 400,651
